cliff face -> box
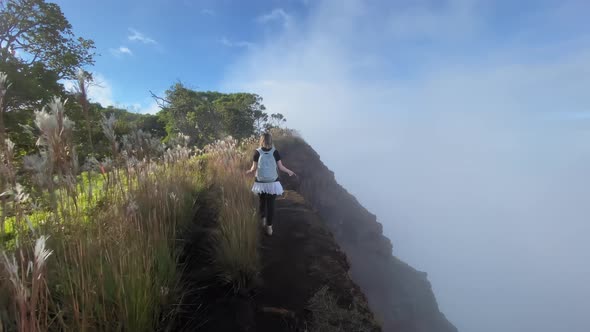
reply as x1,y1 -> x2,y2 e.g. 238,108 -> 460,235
277,136 -> 458,332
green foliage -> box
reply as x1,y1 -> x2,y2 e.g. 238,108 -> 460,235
0,0 -> 95,79
159,83 -> 282,147
0,0 -> 96,160
160,83 -> 223,146
0,60 -> 64,113
45,160 -> 202,332
0,1 -> 290,329
80,104 -> 166,159
215,94 -> 255,140
3,96 -> 167,163
1,134 -> 202,331
0,0 -> 287,162
0,59 -> 66,158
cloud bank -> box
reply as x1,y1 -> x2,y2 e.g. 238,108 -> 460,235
224,1 -> 590,331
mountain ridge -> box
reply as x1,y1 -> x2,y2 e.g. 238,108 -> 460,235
173,185 -> 380,331
277,135 -> 457,332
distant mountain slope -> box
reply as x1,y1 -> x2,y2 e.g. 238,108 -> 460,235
277,135 -> 458,332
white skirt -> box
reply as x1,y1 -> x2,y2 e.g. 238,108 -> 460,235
251,181 -> 284,195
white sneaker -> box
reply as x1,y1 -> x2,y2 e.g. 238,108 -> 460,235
265,225 -> 273,236
261,217 -> 267,227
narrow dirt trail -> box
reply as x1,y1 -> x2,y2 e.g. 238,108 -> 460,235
178,189 -> 371,331
254,190 -> 361,331
254,190 -> 325,331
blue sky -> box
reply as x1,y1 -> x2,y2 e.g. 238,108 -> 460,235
53,1 -> 590,332
55,0 -> 589,113
55,0 -> 312,112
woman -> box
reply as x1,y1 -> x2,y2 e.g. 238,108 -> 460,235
246,132 -> 296,236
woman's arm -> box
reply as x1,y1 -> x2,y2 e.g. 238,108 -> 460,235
277,160 -> 296,177
246,161 -> 257,175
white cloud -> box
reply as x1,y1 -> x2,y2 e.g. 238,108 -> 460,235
224,1 -> 590,332
110,46 -> 133,56
257,8 -> 291,27
128,28 -> 157,44
62,73 -> 162,115
63,73 -> 116,107
118,46 -> 132,55
129,101 -> 161,114
87,74 -> 115,107
201,8 -> 215,16
219,37 -> 254,49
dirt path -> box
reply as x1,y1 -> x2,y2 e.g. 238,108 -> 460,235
178,190 -> 371,331
255,191 -> 325,331
254,190 -> 364,331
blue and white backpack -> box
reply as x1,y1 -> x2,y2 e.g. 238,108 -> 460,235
256,147 -> 278,183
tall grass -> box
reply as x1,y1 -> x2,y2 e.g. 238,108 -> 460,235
47,159 -> 199,331
204,137 -> 260,292
1,72 -> 15,237
0,72 -> 202,331
0,70 -> 269,330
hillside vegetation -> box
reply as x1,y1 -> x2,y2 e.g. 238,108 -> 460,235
0,1 -> 291,329
0,71 -> 293,330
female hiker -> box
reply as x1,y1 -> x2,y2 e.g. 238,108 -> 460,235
246,132 -> 296,236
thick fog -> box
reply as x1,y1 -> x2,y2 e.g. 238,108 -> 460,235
224,1 -> 590,331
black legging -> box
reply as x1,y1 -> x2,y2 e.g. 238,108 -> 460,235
258,193 -> 277,226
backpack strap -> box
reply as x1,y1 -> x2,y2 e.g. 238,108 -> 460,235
258,147 -> 275,155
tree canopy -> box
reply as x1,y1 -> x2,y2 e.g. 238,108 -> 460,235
0,0 -> 95,79
157,83 -> 284,147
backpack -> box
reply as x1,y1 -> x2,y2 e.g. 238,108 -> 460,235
256,147 -> 278,183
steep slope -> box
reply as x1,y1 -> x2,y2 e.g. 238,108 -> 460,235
174,187 -> 379,331
276,136 -> 458,332
256,191 -> 379,332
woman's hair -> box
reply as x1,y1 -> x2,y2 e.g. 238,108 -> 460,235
259,132 -> 273,149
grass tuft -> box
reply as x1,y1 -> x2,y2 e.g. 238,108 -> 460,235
205,137 -> 259,292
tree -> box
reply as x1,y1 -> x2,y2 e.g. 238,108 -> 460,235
214,93 -> 265,140
154,84 -> 273,146
0,0 -> 95,157
266,113 -> 287,130
0,59 -> 66,158
252,109 -> 268,134
158,83 -> 223,146
0,0 -> 95,79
